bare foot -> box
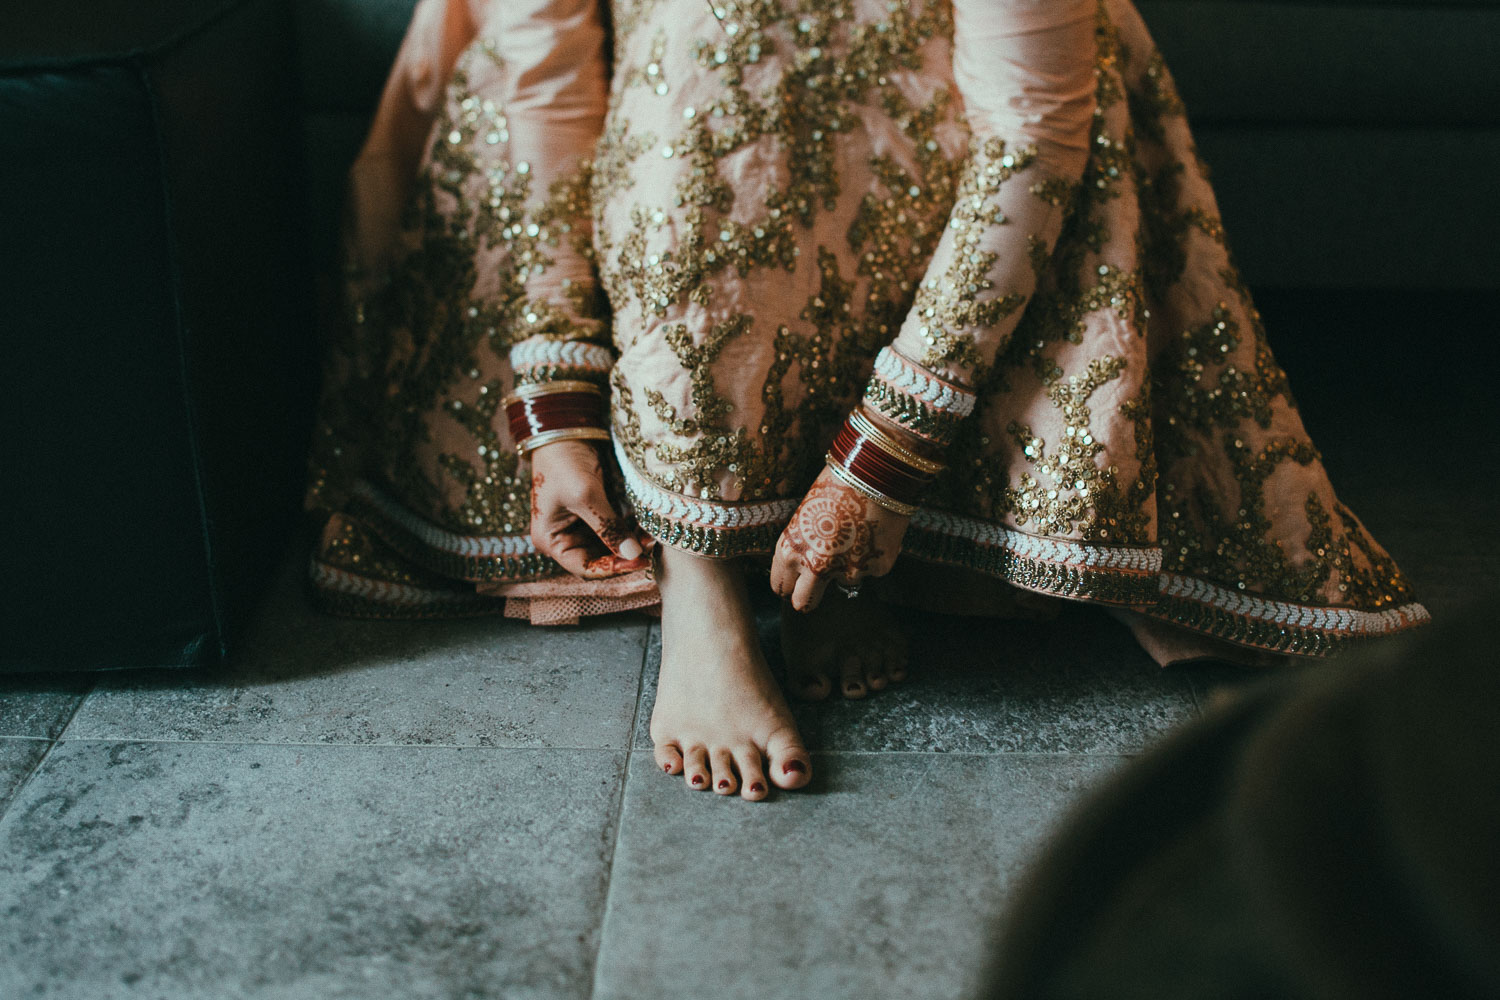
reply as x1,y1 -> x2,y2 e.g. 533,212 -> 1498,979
780,590 -> 910,700
651,545 -> 812,800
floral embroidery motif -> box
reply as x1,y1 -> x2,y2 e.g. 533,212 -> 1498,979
309,0 -> 1426,654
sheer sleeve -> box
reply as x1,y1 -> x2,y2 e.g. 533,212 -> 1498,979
471,0 -> 614,387
863,0 -> 1096,445
347,0 -> 614,388
344,0 -> 478,284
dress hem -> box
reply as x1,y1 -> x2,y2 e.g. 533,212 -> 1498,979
317,478 -> 1432,656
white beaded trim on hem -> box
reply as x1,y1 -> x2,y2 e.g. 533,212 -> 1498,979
613,439 -> 799,530
509,339 -> 613,374
910,506 -> 1431,638
1160,574 -> 1431,636
311,561 -> 484,607
910,507 -> 1161,572
351,480 -> 538,557
871,346 -> 977,417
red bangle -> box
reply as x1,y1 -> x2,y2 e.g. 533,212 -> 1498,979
829,422 -> 929,498
503,381 -> 610,454
824,409 -> 945,515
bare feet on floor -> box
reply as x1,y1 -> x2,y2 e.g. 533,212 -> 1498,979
650,546 -> 812,800
780,589 -> 910,700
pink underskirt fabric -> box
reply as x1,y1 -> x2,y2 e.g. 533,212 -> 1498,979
1109,610 -> 1292,668
485,571 -> 660,625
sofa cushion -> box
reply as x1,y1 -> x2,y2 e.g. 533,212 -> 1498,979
1140,1 -> 1500,126
0,0 -> 243,67
0,0 -> 316,672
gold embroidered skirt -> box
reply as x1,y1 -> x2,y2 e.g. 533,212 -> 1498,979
306,0 -> 1428,658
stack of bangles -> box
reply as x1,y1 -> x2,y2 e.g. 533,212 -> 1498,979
825,406 -> 945,516
503,380 -> 612,455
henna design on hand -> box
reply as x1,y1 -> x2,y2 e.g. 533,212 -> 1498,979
582,553 -> 648,576
780,480 -> 882,581
529,443 -> 649,577
590,512 -> 633,552
529,470 -> 546,517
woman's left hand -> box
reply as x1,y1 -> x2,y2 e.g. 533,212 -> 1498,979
770,465 -> 910,612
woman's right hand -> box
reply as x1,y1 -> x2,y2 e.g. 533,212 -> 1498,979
528,439 -> 653,579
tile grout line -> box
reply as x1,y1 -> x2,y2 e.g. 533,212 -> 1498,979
586,618 -> 653,1000
0,740 -> 58,822
0,681 -> 96,822
15,734 -> 1151,758
36,736 -> 642,751
51,676 -> 99,743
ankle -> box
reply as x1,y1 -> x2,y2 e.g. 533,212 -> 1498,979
657,547 -> 761,647
657,544 -> 738,587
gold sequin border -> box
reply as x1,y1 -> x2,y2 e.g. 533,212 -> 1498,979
336,480 -> 1429,655
344,492 -> 559,584
309,567 -> 501,620
901,521 -> 1161,606
901,521 -> 1431,656
613,438 -> 797,559
627,500 -> 784,560
1143,591 -> 1429,658
861,381 -> 966,446
513,366 -> 613,388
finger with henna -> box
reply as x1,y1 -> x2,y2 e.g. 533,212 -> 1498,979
790,569 -> 830,613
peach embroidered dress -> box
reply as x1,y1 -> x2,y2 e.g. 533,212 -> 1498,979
307,0 -> 1429,661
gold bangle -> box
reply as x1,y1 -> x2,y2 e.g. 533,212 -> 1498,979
518,426 -> 612,455
501,379 -> 604,410
825,457 -> 919,516
849,408 -> 946,475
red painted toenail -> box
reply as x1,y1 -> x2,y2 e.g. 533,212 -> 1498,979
750,782 -> 765,794
783,760 -> 806,775
691,775 -> 704,786
664,763 -> 673,772
717,780 -> 729,789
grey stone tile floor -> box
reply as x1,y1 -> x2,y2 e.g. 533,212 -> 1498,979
2,444 -> 1492,998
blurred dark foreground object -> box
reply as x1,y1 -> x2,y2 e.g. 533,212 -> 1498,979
985,602 -> 1500,1000
0,0 -> 315,672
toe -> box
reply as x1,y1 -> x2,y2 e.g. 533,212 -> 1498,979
838,655 -> 867,699
766,732 -> 811,790
790,671 -> 833,701
779,602 -> 837,702
864,661 -> 888,691
710,748 -> 738,795
734,745 -> 769,801
886,646 -> 908,683
654,741 -> 683,776
683,745 -> 710,791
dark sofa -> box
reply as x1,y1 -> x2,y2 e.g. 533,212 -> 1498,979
1,0 -> 315,673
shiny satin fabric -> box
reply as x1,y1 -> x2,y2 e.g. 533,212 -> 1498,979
307,0 -> 1427,662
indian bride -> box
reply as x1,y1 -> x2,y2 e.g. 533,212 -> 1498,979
307,0 -> 1429,800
